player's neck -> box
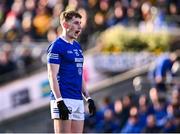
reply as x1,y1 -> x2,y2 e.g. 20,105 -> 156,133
61,33 -> 74,44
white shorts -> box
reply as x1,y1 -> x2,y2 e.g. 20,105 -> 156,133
50,99 -> 85,120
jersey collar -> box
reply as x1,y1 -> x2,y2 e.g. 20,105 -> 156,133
59,36 -> 74,45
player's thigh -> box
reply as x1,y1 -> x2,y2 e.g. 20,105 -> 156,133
54,119 -> 71,133
71,120 -> 84,133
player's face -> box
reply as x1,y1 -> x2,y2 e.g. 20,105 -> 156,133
67,17 -> 82,39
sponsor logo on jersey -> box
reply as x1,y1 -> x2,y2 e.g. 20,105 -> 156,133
75,58 -> 83,62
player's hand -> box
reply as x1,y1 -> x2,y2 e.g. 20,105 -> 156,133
57,100 -> 71,120
155,76 -> 163,83
88,99 -> 96,116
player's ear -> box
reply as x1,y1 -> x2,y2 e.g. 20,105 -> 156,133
63,22 -> 69,29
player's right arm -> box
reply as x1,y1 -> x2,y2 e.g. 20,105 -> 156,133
47,43 -> 62,100
47,43 -> 70,120
48,63 -> 70,120
47,63 -> 61,99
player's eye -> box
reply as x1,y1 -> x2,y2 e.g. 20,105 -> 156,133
74,21 -> 81,25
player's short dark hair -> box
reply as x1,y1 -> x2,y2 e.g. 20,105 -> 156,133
60,10 -> 82,22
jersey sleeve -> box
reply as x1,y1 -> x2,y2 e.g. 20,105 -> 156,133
155,62 -> 163,78
47,42 -> 61,64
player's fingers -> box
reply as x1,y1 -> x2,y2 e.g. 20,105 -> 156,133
60,114 -> 63,119
89,108 -> 92,114
61,114 -> 64,120
93,107 -> 96,113
91,108 -> 96,115
62,115 -> 66,120
68,110 -> 71,114
65,114 -> 68,120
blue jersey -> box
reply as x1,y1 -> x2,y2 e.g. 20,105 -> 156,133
153,55 -> 173,78
47,37 -> 84,100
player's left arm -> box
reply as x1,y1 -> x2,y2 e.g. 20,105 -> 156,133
82,78 -> 96,116
82,78 -> 90,100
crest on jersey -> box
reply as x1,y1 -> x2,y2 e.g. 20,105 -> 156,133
73,49 -> 79,56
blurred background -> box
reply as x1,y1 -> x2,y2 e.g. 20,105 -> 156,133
0,0 -> 180,133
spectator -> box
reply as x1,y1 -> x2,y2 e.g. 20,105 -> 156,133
95,109 -> 119,133
32,1 -> 51,39
99,96 -> 114,114
166,2 -> 180,28
0,50 -> 17,82
149,96 -> 168,128
114,98 -> 123,128
18,47 -> 34,71
142,114 -> 161,133
121,106 -> 142,133
148,51 -> 179,93
174,110 -> 180,132
118,94 -> 132,130
137,94 -> 150,128
161,117 -> 176,133
0,0 -> 23,41
170,89 -> 180,107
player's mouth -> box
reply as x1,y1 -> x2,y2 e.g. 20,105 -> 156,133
75,30 -> 81,35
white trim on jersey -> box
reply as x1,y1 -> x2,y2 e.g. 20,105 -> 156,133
48,53 -> 59,59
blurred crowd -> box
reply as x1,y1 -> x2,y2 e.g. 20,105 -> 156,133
0,42 -> 46,84
0,0 -> 180,81
84,86 -> 180,133
84,50 -> 180,133
0,0 -> 180,42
